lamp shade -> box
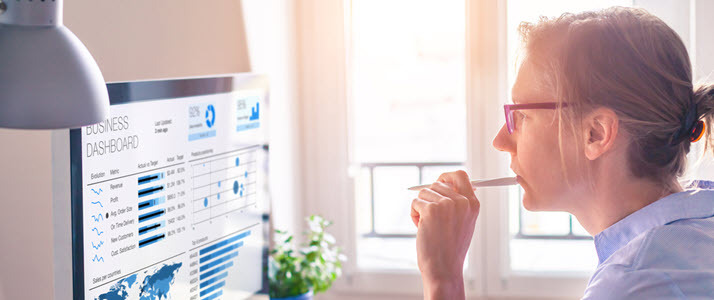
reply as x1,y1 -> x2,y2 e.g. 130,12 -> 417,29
0,0 -> 108,129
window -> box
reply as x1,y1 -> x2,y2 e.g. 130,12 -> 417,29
348,0 -> 467,271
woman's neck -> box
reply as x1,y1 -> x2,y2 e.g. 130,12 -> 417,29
572,173 -> 682,236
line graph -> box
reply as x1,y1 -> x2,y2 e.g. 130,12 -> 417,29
91,201 -> 103,208
91,188 -> 103,195
92,228 -> 104,236
92,255 -> 105,262
91,214 -> 104,222
92,241 -> 104,250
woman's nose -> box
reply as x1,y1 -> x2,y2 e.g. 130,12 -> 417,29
492,123 -> 516,153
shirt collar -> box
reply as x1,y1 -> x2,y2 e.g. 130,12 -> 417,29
593,186 -> 714,265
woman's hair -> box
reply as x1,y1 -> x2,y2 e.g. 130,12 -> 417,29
518,6 -> 714,189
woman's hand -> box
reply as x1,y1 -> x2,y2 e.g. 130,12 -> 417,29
410,170 -> 480,300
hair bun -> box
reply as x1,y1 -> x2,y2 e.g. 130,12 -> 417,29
693,84 -> 714,107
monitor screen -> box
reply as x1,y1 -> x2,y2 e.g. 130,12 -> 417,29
69,75 -> 268,300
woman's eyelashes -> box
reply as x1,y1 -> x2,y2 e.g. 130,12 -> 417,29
515,111 -> 527,127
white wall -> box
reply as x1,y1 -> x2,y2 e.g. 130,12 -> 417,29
0,130 -> 55,300
241,0 -> 302,239
694,0 -> 714,81
65,0 -> 250,82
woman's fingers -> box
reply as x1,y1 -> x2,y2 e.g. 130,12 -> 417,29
412,171 -> 479,228
417,187 -> 446,202
429,181 -> 467,202
436,170 -> 479,209
414,185 -> 465,227
411,198 -> 431,227
437,170 -> 475,198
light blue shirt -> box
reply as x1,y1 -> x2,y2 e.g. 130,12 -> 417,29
583,183 -> 714,299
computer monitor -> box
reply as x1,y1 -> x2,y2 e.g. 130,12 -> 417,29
67,74 -> 269,300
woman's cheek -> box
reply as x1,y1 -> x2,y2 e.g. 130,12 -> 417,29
518,120 -> 561,210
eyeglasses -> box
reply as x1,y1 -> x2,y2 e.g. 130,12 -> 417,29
504,102 -> 569,134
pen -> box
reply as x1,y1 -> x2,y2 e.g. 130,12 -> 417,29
407,176 -> 518,191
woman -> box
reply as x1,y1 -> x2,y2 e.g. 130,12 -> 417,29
411,6 -> 714,299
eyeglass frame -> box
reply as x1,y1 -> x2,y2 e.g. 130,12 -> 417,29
504,102 -> 569,134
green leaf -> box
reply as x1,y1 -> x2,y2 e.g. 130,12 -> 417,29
268,214 -> 347,297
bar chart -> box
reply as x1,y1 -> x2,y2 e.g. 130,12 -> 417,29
194,229 -> 252,300
138,173 -> 168,248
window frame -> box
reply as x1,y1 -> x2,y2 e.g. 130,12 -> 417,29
296,0 -> 700,298
297,0 -> 483,296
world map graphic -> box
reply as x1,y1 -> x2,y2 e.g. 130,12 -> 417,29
95,263 -> 182,300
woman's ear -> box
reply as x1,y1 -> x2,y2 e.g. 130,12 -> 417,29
583,107 -> 619,160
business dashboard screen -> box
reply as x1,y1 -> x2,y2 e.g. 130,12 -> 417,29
70,75 -> 268,300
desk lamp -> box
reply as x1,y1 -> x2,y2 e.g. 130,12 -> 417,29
0,0 -> 108,129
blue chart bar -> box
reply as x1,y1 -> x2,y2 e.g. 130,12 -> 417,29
189,130 -> 217,141
199,261 -> 233,280
138,196 -> 166,211
139,233 -> 165,248
138,185 -> 164,198
200,251 -> 238,272
236,122 -> 260,132
200,272 -> 228,289
200,242 -> 243,264
138,172 -> 164,185
200,281 -> 226,297
203,290 -> 223,300
139,221 -> 165,236
139,209 -> 165,223
200,230 -> 251,255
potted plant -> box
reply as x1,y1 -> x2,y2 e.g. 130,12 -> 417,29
268,215 -> 347,300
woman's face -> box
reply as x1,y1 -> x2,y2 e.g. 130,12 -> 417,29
492,60 -> 585,212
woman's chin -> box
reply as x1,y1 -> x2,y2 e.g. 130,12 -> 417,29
521,193 -> 537,211
519,178 -> 552,211
521,192 -> 547,211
